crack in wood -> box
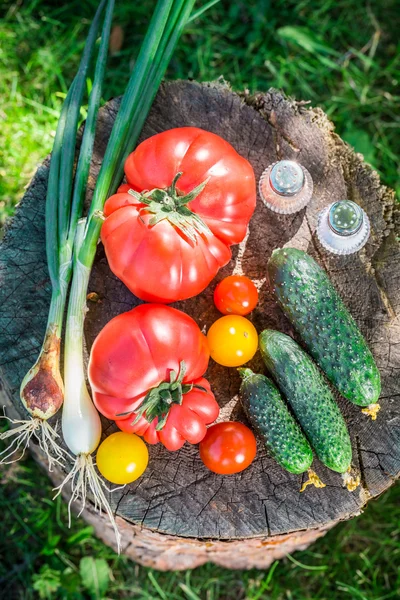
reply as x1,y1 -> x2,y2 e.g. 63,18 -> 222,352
1,81 -> 399,569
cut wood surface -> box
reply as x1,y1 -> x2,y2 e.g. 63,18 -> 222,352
1,81 -> 399,570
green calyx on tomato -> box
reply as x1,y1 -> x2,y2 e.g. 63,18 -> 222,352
90,304 -> 218,451
118,361 -> 205,431
128,172 -> 210,242
102,127 -> 256,304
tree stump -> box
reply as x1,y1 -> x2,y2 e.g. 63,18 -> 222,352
1,81 -> 399,571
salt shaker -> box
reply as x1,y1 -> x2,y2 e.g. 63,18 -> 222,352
259,160 -> 313,214
316,200 -> 370,255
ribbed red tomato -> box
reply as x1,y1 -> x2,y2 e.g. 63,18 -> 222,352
101,127 -> 256,303
88,304 -> 219,451
116,377 -> 218,451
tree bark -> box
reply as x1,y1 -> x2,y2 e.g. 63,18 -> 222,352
1,81 -> 399,571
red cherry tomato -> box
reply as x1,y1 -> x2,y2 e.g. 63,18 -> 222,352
199,422 -> 257,475
214,275 -> 258,315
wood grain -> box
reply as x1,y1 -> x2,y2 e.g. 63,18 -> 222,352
1,81 -> 399,570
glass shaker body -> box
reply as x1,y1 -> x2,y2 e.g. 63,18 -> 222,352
316,200 -> 370,255
259,160 -> 313,214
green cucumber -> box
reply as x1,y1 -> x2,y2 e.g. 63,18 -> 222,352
268,248 -> 381,418
259,330 -> 353,475
239,368 -> 314,475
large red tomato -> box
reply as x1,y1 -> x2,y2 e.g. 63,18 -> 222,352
101,127 -> 256,303
116,377 -> 218,451
88,304 -> 219,451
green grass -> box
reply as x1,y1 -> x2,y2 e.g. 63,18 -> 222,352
0,0 -> 399,598
1,453 -> 399,600
0,0 -> 399,227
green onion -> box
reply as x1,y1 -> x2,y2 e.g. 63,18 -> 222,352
53,217 -> 121,550
2,0 -> 217,550
66,0 -> 115,254
80,0 -> 197,268
108,0 -> 197,196
58,0 -> 109,252
0,0 -> 113,468
81,0 -> 176,262
58,0 -> 202,549
46,82 -> 75,292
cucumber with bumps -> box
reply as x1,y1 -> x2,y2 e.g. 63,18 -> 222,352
239,369 -> 314,475
259,330 -> 353,476
268,248 -> 381,418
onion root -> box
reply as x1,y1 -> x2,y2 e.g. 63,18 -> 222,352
0,411 -> 67,469
53,453 -> 122,553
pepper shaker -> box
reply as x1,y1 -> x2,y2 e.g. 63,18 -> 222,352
316,200 -> 370,255
259,160 -> 313,214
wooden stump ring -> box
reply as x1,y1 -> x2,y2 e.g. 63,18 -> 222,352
1,81 -> 399,570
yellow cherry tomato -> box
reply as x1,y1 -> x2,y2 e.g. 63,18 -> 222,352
207,315 -> 258,367
96,432 -> 149,485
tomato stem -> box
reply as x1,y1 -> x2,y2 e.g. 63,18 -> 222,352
126,172 -> 211,242
119,361 -> 206,431
132,361 -> 188,427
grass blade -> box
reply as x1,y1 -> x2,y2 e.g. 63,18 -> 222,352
188,0 -> 220,23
